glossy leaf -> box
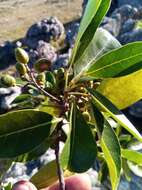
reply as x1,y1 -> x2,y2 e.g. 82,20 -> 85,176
91,104 -> 104,135
2,182 -> 12,190
101,121 -> 121,190
16,138 -> 50,162
125,141 -> 142,177
98,161 -> 109,183
97,69 -> 142,109
74,28 -> 121,77
86,42 -> 142,79
87,88 -> 142,142
12,94 -> 32,104
0,110 -> 59,158
38,99 -> 62,117
30,160 -> 58,189
61,103 -> 97,173
122,159 -> 132,181
70,0 -> 111,64
122,149 -> 142,165
30,160 -> 73,189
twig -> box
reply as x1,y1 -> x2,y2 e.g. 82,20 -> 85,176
25,65 -> 61,103
55,128 -> 65,190
68,92 -> 89,97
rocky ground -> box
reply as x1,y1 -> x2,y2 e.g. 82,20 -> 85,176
1,0 -> 142,190
0,0 -> 82,43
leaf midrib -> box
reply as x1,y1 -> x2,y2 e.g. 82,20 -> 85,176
87,52 -> 142,75
101,139 -> 119,190
0,121 -> 52,138
89,91 -> 142,142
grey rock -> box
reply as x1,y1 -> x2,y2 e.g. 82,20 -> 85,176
0,86 -> 21,113
24,17 -> 65,49
0,41 -> 18,71
2,162 -> 29,185
28,41 -> 57,67
118,0 -> 142,8
119,29 -> 142,44
120,19 -> 136,34
66,21 -> 80,47
128,101 -> 142,118
118,175 -> 142,190
134,6 -> 142,20
52,53 -> 70,70
82,0 -> 88,15
101,15 -> 121,37
112,5 -> 138,22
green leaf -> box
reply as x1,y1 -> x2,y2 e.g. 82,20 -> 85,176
38,99 -> 62,117
124,141 -> 142,177
61,103 -> 97,173
12,94 -> 32,104
87,88 -> 142,142
86,42 -> 142,79
2,182 -> 12,190
16,138 -> 50,162
122,149 -> 142,165
98,161 -> 109,183
0,110 -> 59,158
122,159 -> 132,181
101,120 -> 121,190
97,69 -> 142,109
70,0 -> 111,64
74,28 -> 121,77
91,103 -> 121,189
91,104 -> 104,135
45,71 -> 56,86
30,160 -> 74,189
30,160 -> 58,189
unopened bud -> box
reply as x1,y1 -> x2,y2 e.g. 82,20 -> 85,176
16,63 -> 27,75
0,75 -> 16,87
36,73 -> 46,86
15,48 -> 29,64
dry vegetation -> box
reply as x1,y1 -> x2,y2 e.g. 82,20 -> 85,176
0,0 -> 82,43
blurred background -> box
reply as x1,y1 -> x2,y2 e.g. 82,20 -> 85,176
0,0 -> 82,42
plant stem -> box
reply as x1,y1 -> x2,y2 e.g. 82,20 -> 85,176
25,65 -> 61,103
55,128 -> 65,190
68,92 -> 89,97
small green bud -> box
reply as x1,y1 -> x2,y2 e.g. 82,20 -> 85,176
0,74 -> 16,87
36,73 -> 46,86
82,111 -> 91,122
16,63 -> 27,75
15,48 -> 29,64
34,58 -> 51,73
